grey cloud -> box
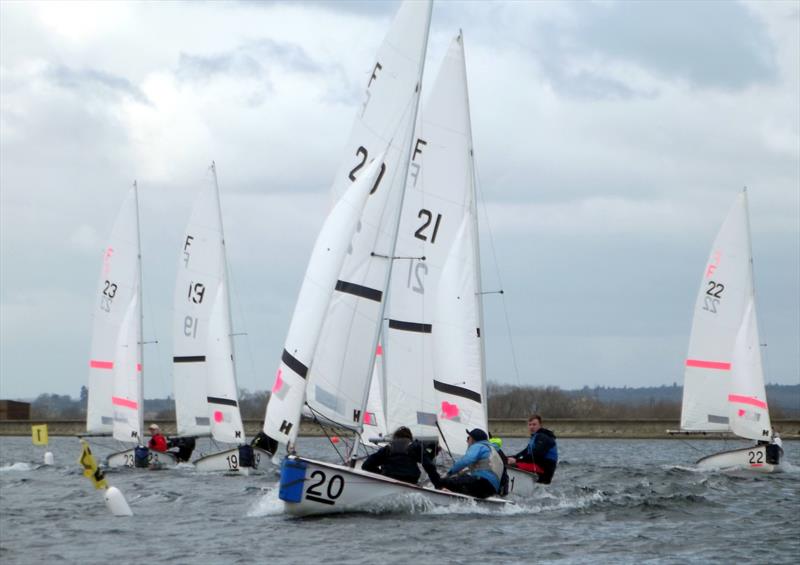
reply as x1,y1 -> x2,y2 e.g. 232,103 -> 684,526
46,65 -> 150,105
566,0 -> 777,91
177,38 -> 322,82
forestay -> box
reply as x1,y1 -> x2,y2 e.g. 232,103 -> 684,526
87,184 -> 143,442
173,165 -> 244,443
680,190 -> 771,440
383,34 -> 487,450
302,0 -> 433,433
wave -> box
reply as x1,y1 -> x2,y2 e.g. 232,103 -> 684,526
0,462 -> 37,472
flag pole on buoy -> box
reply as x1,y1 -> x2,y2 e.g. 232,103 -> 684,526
31,424 -> 53,465
78,440 -> 133,516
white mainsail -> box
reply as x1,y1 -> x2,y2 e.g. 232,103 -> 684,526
383,33 -> 487,451
299,0 -> 433,434
680,190 -> 771,441
265,157 -> 386,446
173,164 -> 244,444
87,184 -> 143,443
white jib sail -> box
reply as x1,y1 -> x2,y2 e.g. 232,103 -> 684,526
728,298 -> 771,440
265,157 -> 386,446
363,343 -> 389,440
681,190 -> 756,433
433,212 -> 485,453
87,185 -> 141,436
173,165 -> 244,442
384,34 -> 484,448
206,280 -> 244,443
112,291 -> 143,443
303,0 -> 432,433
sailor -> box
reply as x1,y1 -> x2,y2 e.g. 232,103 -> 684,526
167,436 -> 196,462
250,431 -> 279,455
507,414 -> 558,484
434,428 -> 503,499
147,424 -> 168,452
361,426 -> 439,485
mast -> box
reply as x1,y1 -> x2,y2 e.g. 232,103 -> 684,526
210,161 -> 243,442
355,1 -> 434,435
133,180 -> 144,446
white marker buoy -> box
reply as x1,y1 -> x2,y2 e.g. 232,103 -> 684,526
43,452 -> 54,466
104,486 -> 133,517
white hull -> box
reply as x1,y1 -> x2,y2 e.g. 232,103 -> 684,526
507,466 -> 539,496
696,444 -> 779,473
194,447 -> 272,474
106,448 -> 178,469
278,456 -> 510,516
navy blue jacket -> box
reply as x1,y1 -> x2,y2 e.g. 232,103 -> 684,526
513,428 -> 558,464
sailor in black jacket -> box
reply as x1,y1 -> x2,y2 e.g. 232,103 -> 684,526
361,426 -> 439,485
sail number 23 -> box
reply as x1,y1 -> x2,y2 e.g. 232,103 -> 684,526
305,470 -> 345,505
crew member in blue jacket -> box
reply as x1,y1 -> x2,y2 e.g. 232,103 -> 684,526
433,428 -> 504,498
507,414 -> 558,484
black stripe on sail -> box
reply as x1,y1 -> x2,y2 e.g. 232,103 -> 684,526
433,380 -> 481,403
282,349 -> 308,379
207,396 -> 238,407
388,319 -> 432,333
173,355 -> 206,363
335,280 -> 383,302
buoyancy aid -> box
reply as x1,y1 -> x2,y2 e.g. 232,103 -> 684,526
467,441 -> 504,483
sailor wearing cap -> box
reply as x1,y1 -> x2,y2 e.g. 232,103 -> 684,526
147,423 -> 168,452
432,428 -> 504,498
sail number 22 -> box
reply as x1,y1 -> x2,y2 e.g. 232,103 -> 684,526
304,470 -> 345,505
702,280 -> 725,314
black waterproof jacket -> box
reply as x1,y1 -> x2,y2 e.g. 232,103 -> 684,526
362,439 -> 439,484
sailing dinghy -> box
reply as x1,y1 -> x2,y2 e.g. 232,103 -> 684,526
86,183 -> 176,469
266,1 -> 508,515
676,189 -> 782,472
173,163 -> 269,473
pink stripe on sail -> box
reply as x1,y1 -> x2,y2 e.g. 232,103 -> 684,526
685,359 -> 731,370
728,394 -> 767,409
112,396 -> 138,409
376,344 -> 383,356
137,363 -> 142,372
90,360 -> 114,369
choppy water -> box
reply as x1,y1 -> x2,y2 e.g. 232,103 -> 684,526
1,435 -> 798,564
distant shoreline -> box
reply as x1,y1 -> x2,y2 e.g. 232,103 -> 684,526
2,418 -> 798,439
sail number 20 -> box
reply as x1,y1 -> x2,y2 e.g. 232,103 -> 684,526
304,470 -> 345,505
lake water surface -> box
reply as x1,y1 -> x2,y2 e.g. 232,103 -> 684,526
1,435 -> 798,564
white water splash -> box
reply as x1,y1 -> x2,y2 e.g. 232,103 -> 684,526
247,487 -> 285,517
0,462 -> 36,472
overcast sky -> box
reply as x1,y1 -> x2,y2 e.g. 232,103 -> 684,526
1,0 -> 798,401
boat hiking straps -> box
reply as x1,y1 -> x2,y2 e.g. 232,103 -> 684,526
304,402 -> 347,466
435,421 -> 453,459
